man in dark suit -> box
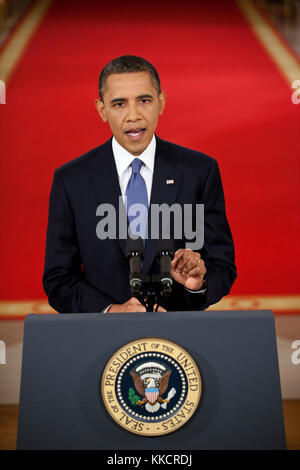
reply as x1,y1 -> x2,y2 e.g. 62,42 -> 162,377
43,55 -> 236,313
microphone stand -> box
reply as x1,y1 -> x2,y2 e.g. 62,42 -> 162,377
130,274 -> 163,312
126,238 -> 174,312
128,272 -> 173,312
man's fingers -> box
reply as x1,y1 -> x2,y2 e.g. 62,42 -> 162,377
107,302 -> 145,313
127,299 -> 146,312
171,251 -> 188,271
154,304 -> 166,312
171,250 -> 184,268
183,256 -> 203,274
171,254 -> 206,282
173,253 -> 201,273
129,297 -> 143,304
128,306 -> 146,312
187,266 -> 203,277
186,260 -> 206,277
112,298 -> 167,313
179,257 -> 196,273
128,299 -> 165,312
171,248 -> 192,262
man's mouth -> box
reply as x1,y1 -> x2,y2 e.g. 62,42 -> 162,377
124,128 -> 146,141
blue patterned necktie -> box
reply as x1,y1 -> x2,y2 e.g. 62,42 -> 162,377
126,158 -> 148,241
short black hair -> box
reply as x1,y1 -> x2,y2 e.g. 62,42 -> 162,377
98,55 -> 161,101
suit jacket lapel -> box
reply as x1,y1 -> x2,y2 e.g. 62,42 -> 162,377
90,138 -> 127,258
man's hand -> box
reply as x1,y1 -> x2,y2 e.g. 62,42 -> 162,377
107,297 -> 166,313
171,249 -> 206,291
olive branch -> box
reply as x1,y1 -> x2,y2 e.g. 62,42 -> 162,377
128,387 -> 141,405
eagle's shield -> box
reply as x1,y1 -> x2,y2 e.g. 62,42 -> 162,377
145,387 -> 159,404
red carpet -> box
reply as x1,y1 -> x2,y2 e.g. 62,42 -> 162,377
0,0 -> 299,300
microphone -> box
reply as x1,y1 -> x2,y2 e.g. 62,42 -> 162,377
125,237 -> 144,295
157,239 -> 175,297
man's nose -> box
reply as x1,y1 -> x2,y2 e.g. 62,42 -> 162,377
126,102 -> 141,121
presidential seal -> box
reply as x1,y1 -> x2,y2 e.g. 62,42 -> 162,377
101,338 -> 202,436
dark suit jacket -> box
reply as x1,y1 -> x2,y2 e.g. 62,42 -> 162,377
43,135 -> 237,312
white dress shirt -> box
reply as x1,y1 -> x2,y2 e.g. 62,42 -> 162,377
112,134 -> 156,205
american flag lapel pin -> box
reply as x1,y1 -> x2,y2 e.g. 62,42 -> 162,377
166,179 -> 175,184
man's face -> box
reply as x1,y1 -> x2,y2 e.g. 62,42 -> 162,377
95,71 -> 166,156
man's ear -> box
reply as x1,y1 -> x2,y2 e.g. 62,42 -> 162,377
158,90 -> 166,115
95,98 -> 107,122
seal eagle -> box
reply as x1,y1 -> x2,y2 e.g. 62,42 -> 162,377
130,369 -> 172,412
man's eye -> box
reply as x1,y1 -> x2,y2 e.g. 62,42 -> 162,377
140,99 -> 150,104
114,102 -> 124,107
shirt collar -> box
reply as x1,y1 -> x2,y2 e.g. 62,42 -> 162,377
112,134 -> 156,177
